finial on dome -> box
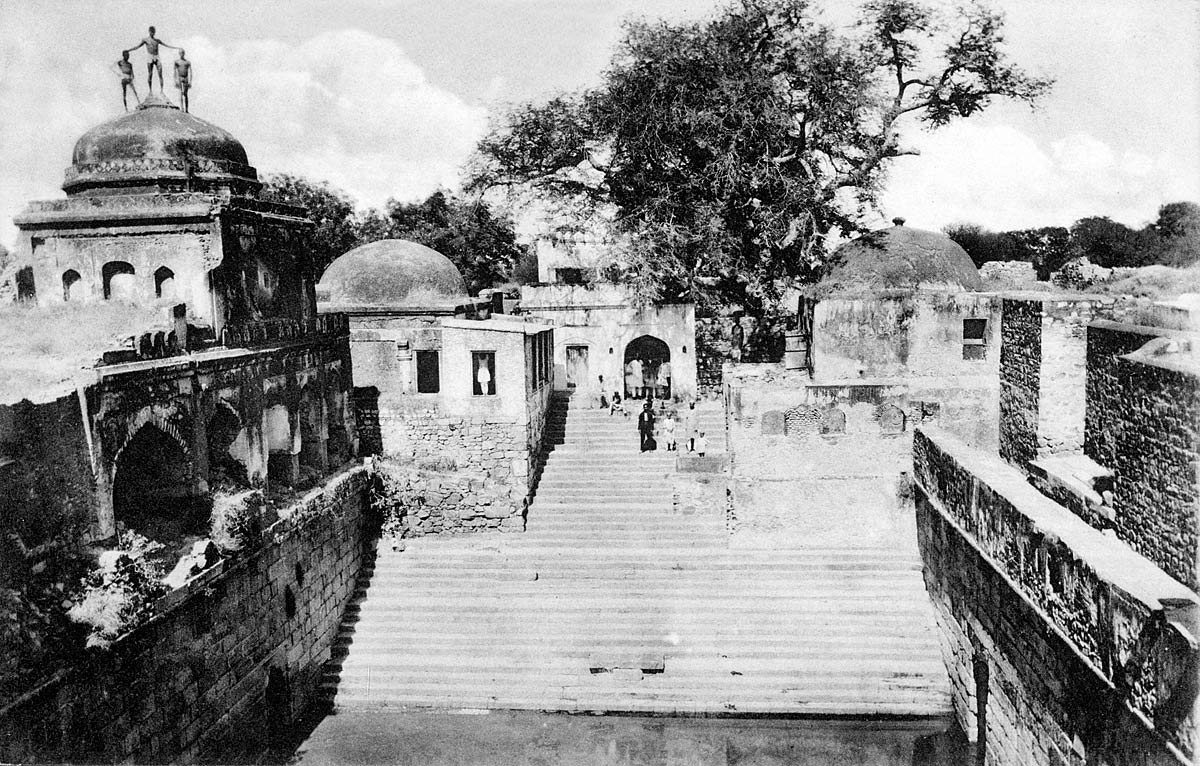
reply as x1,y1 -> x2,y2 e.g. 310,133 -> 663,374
892,216 -> 906,226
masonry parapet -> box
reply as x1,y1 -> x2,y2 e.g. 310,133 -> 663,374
914,425 -> 1197,761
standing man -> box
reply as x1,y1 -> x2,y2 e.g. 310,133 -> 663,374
173,50 -> 193,112
637,402 -> 656,452
126,26 -> 177,94
630,357 -> 644,400
112,51 -> 139,111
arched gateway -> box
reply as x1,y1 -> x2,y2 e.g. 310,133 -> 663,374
623,334 -> 671,399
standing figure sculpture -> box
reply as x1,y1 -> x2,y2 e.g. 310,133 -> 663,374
173,50 -> 192,112
125,26 -> 177,94
112,50 -> 139,111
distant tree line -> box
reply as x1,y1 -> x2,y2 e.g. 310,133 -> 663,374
945,201 -> 1200,279
263,174 -> 532,295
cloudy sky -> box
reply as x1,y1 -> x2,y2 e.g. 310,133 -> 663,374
0,0 -> 1197,249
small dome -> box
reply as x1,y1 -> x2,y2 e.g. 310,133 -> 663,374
317,240 -> 469,310
820,224 -> 982,293
64,95 -> 259,195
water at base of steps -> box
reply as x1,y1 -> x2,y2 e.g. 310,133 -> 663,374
287,709 -> 969,766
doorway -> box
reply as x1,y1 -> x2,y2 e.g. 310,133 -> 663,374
565,345 -> 589,389
623,335 -> 671,400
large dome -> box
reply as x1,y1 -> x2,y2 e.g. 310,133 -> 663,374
64,95 -> 259,195
820,222 -> 982,293
317,240 -> 470,310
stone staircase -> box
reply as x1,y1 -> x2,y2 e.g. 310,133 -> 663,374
321,392 -> 950,717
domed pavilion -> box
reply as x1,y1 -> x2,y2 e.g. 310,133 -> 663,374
317,239 -> 554,534
13,95 -> 313,331
797,219 -> 1001,444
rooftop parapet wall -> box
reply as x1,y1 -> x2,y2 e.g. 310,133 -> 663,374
1085,321 -> 1200,590
913,426 -> 1198,760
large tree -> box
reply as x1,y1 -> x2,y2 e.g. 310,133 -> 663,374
1149,201 -> 1200,267
943,223 -> 1023,268
469,0 -> 1050,311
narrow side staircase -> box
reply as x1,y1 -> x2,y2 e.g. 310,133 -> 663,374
321,391 -> 950,717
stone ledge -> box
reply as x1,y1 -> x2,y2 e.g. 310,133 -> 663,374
917,425 -> 1194,613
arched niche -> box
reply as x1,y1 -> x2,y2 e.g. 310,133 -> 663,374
102,261 -> 137,301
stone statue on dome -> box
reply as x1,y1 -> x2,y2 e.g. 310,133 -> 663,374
124,26 -> 178,95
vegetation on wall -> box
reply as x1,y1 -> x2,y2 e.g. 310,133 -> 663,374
467,0 -> 1050,312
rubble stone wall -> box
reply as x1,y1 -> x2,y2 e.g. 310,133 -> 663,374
0,467 -> 369,765
1086,321 -> 1200,589
375,407 -> 534,534
998,298 -> 1042,468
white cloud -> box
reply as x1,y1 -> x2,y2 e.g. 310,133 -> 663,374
0,29 -> 488,248
879,122 -> 1200,233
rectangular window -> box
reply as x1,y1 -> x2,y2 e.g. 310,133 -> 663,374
416,350 -> 440,393
556,267 -> 587,285
963,318 -> 987,360
472,351 -> 496,395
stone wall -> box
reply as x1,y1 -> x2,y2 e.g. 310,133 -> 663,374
375,407 -> 534,534
1085,321 -> 1200,589
998,298 -> 1042,468
695,318 -> 726,396
914,427 -> 1197,764
0,467 -> 369,764
724,367 -> 924,549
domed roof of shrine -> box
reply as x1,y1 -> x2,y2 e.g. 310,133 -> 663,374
317,240 -> 470,310
63,95 -> 260,195
819,220 -> 982,293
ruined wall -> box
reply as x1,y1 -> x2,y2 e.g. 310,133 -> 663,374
0,467 -> 369,765
914,427 -> 1197,765
724,367 -> 922,548
1085,321 -> 1200,589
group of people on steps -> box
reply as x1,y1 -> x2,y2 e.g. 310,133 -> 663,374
592,375 -> 707,455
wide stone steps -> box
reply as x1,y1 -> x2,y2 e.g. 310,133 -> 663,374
321,393 -> 948,718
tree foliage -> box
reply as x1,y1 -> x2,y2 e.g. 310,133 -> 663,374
948,199 -> 1200,279
365,192 -> 528,294
469,0 -> 1051,310
263,175 -> 528,290
263,174 -> 361,277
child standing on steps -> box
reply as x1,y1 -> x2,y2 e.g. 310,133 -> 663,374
695,432 -> 708,457
663,411 -> 677,451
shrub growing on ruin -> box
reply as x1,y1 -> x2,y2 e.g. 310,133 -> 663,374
210,489 -> 265,555
68,533 -> 169,649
